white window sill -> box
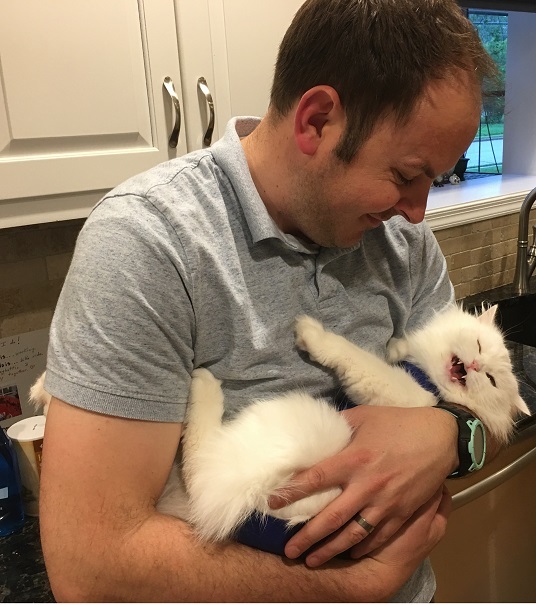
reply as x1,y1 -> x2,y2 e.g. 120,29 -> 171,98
425,174 -> 536,231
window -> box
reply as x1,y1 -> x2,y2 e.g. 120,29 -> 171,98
465,10 -> 507,178
426,9 -> 536,230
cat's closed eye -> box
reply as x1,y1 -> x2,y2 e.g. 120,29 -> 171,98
486,372 -> 497,387
477,340 -> 482,354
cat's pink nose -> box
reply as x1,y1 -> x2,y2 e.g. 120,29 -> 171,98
466,360 -> 479,372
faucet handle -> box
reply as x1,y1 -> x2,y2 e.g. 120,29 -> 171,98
529,225 -> 536,262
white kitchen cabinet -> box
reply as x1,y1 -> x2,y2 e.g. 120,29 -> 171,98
0,0 -> 187,227
1,0 -> 306,228
175,0 -> 305,151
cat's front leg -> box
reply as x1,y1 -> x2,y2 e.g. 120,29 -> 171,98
295,315 -> 373,378
294,315 -> 345,369
295,316 -> 434,408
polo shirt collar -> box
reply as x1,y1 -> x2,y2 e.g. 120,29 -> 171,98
211,117 -> 360,259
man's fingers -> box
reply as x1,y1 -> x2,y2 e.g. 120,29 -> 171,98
283,492 -> 363,559
349,516 -> 410,560
302,510 -> 382,567
268,462 -> 341,509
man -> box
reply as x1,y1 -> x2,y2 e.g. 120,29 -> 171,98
40,0 -> 497,601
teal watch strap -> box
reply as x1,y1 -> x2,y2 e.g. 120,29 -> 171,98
435,403 -> 487,478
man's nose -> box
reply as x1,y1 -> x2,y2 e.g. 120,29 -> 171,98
395,183 -> 429,224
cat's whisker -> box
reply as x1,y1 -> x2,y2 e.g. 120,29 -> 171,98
516,374 -> 536,392
500,321 -> 525,341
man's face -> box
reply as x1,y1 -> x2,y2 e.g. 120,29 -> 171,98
289,76 -> 481,248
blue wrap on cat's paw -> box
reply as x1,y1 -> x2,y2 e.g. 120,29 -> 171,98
235,514 -> 304,556
236,514 -> 353,559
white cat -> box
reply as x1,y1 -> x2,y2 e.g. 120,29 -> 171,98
31,304 -> 529,544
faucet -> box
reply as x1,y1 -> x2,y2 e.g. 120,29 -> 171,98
513,186 -> 536,295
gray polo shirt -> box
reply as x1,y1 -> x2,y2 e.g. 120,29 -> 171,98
45,117 -> 453,602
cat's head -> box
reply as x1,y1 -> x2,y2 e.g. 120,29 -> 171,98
407,304 -> 530,443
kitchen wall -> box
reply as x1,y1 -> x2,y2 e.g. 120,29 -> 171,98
0,220 -> 83,338
436,207 -> 536,300
1,209 -> 535,339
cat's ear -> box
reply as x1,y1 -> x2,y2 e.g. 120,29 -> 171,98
515,395 -> 531,416
478,304 -> 498,326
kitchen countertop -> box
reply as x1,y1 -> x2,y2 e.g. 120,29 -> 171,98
508,343 -> 536,430
463,275 -> 536,310
1,283 -> 535,602
0,517 -> 54,603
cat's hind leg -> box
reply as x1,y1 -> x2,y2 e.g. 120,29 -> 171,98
186,368 -> 224,433
155,370 -> 221,523
182,368 -> 224,480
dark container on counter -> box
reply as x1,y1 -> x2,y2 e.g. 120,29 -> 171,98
0,426 -> 25,536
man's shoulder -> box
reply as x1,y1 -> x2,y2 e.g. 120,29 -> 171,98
86,148 -> 236,234
103,149 -> 217,202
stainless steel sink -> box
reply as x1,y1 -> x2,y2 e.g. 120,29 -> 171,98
495,293 -> 536,347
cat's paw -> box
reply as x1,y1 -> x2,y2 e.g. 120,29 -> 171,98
386,337 -> 409,362
190,368 -> 223,404
295,315 -> 326,357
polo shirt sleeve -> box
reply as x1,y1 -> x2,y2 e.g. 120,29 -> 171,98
44,195 -> 195,423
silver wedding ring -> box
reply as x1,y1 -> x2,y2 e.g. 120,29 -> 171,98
353,514 -> 376,534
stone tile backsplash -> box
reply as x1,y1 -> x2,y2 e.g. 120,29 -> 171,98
0,220 -> 84,338
0,209 -> 535,338
436,208 -> 536,301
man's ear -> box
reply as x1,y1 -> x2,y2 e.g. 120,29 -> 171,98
294,86 -> 344,156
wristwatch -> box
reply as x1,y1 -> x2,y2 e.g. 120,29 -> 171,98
435,403 -> 486,478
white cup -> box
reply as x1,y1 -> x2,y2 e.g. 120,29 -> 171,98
7,416 -> 46,516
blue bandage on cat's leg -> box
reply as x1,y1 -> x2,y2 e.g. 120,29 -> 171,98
235,514 -> 305,556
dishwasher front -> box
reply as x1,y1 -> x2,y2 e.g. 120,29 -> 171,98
430,421 -> 536,602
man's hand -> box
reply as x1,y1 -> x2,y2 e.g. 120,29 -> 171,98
367,484 -> 452,575
268,404 -> 458,567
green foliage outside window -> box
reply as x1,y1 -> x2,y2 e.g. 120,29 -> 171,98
469,11 -> 507,128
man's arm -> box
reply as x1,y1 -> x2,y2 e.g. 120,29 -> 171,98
40,397 -> 449,602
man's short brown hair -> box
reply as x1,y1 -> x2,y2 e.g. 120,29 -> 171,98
270,0 -> 497,162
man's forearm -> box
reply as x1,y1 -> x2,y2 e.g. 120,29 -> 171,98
42,511 -> 406,603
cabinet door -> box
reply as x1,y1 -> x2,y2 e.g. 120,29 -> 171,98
176,0 -> 304,151
0,0 -> 187,204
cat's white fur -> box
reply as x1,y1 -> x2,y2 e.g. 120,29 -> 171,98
31,304 -> 529,543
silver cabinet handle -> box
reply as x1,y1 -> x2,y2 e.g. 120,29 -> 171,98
163,76 -> 182,148
197,77 -> 215,147
452,444 -> 536,509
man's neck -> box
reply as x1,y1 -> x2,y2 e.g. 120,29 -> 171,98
240,116 -> 297,235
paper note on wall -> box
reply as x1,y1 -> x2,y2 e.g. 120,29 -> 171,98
0,329 -> 49,429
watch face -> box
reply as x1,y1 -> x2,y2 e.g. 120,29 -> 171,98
472,422 -> 486,466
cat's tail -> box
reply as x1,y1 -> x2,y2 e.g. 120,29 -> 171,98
29,371 -> 52,416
